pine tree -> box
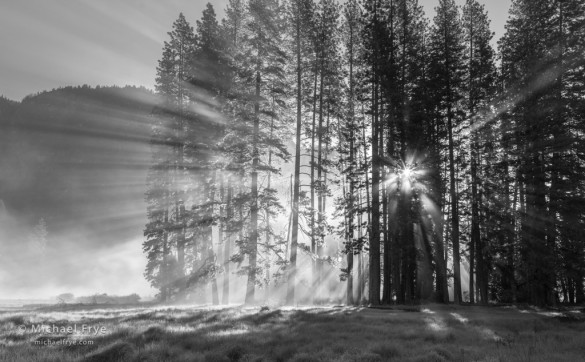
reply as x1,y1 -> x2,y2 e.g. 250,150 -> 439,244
285,0 -> 316,305
340,0 -> 360,306
187,2 -> 230,306
228,0 -> 290,304
139,0 -> 585,308
144,13 -> 196,300
428,0 -> 467,304
360,0 -> 384,306
498,0 -> 585,305
220,0 -> 247,305
462,0 -> 496,304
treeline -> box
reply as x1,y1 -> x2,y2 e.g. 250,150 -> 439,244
144,0 -> 585,306
56,293 -> 141,305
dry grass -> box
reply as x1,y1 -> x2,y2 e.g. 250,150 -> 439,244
0,303 -> 583,361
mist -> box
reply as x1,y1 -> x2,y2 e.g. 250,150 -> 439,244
0,86 -> 158,300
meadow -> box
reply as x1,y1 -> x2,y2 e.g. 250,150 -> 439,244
0,303 -> 584,362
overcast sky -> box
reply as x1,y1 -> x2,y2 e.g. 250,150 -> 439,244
0,0 -> 511,102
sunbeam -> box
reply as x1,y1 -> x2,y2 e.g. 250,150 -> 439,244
0,1 -> 584,360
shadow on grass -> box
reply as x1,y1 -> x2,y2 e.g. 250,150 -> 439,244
0,305 -> 584,361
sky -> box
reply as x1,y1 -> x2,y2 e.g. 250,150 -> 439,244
0,0 -> 511,300
0,0 -> 512,102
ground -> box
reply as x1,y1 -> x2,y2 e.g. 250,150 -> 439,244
0,303 -> 584,362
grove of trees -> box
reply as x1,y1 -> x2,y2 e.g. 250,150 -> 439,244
143,0 -> 585,306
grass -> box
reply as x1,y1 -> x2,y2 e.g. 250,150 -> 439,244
0,303 -> 584,361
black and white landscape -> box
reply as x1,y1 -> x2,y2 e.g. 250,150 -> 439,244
1,0 -> 584,361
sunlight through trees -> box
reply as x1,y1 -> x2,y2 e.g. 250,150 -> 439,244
142,0 -> 585,307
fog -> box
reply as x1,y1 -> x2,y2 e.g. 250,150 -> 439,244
0,84 -> 342,304
0,86 -> 158,300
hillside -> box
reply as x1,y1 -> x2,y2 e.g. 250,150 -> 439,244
0,85 -> 157,295
1,85 -> 156,234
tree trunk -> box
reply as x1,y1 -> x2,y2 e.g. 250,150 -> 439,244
316,60 -> 325,300
346,17 -> 355,306
447,110 -> 462,304
208,172 -> 219,305
370,77 -> 381,306
162,205 -> 170,302
264,100 -> 275,301
223,178 -> 232,305
356,190 -> 364,304
287,4 -> 302,305
310,65 -> 319,302
246,70 -> 261,304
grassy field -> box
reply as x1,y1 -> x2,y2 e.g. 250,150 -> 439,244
0,303 -> 584,362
